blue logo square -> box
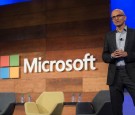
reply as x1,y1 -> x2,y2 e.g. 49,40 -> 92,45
0,67 -> 9,79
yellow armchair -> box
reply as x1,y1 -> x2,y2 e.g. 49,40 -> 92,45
24,92 -> 64,115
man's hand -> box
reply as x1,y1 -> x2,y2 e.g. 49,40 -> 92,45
111,49 -> 128,58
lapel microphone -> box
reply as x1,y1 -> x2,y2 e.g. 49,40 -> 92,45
120,38 -> 123,41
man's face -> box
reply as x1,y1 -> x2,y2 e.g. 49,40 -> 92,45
111,10 -> 126,27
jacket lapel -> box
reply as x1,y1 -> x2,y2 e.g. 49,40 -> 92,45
124,28 -> 130,50
110,31 -> 117,51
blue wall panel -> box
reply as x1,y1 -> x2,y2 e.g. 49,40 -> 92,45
0,0 -> 31,6
110,0 -> 135,30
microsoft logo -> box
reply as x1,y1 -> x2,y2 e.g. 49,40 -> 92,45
0,54 -> 19,79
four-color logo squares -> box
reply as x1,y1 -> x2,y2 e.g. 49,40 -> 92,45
0,55 -> 19,79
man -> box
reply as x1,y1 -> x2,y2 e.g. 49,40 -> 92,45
102,9 -> 135,115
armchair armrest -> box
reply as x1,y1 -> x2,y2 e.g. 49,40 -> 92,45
25,102 -> 50,115
76,102 -> 95,115
0,102 -> 15,115
49,103 -> 59,114
25,102 -> 39,113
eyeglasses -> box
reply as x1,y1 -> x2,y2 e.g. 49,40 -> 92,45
111,14 -> 125,20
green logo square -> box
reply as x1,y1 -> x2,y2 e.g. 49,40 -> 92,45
10,54 -> 19,66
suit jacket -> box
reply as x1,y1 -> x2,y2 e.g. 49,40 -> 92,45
102,27 -> 135,85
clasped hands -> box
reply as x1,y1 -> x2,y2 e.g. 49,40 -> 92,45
111,49 -> 128,58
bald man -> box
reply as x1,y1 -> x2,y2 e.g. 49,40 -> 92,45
102,9 -> 135,115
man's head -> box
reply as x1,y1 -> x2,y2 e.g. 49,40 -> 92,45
111,9 -> 126,27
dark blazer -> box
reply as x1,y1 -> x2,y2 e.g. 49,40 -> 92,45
102,27 -> 135,85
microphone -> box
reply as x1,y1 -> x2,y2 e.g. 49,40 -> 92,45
120,38 -> 123,41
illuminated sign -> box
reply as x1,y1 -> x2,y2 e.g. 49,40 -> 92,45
24,53 -> 96,73
0,53 -> 96,78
